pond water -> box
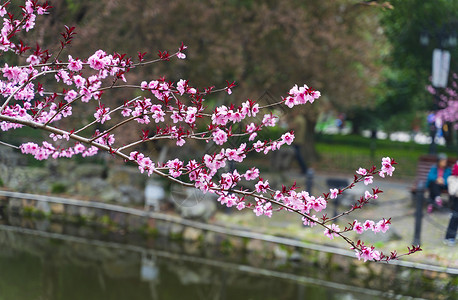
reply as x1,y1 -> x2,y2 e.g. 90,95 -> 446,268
0,222 -> 401,300
0,212 -> 449,300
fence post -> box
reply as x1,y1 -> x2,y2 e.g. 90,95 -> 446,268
306,168 -> 314,194
413,180 -> 425,245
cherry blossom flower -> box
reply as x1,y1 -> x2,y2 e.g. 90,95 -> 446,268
68,55 -> 83,72
353,220 -> 364,234
324,224 -> 340,240
363,176 -> 373,185
356,168 -> 367,176
329,188 -> 339,199
380,157 -> 395,177
212,128 -> 228,145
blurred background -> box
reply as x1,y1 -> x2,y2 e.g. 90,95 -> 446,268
0,1 -> 457,299
1,0 -> 457,179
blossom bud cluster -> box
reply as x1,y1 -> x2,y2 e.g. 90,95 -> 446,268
0,1 -> 412,262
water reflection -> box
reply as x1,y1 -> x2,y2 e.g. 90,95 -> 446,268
0,220 -> 427,300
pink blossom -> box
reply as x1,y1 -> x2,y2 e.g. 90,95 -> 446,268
310,196 -> 326,212
263,202 -> 272,217
151,104 -> 165,123
375,219 -> 390,233
0,6 -> 6,17
185,106 -> 197,124
324,224 -> 340,240
177,52 -> 186,59
88,50 -> 108,70
24,1 -> 34,14
64,90 -> 78,102
212,128 -> 228,145
364,176 -> 373,186
176,137 -> 185,146
364,190 -> 377,200
249,133 -> 257,141
94,105 -> 111,124
281,132 -> 294,145
68,55 -> 83,72
302,215 -> 318,227
170,110 -> 184,123
262,114 -> 278,127
73,75 -> 86,87
284,84 -> 321,108
74,143 -> 86,154
254,204 -> 264,216
255,179 -> 269,193
244,167 -> 260,180
26,54 -> 40,65
353,221 -> 364,234
24,13 -> 36,32
363,220 -> 375,231
212,106 -> 229,126
355,245 -> 379,262
236,201 -> 246,210
176,79 -> 187,95
380,157 -> 395,176
356,168 -> 367,176
329,188 -> 339,199
166,158 -> 183,178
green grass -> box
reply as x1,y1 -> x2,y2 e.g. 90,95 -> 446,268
314,134 -> 455,179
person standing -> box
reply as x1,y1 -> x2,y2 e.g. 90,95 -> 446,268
444,161 -> 458,246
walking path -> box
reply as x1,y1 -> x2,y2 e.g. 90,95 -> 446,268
214,171 -> 458,270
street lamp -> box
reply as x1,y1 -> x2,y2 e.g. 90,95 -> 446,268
420,22 -> 457,154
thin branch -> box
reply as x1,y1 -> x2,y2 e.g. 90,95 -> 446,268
0,140 -> 20,149
0,70 -> 56,113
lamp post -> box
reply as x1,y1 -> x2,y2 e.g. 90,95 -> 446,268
420,22 -> 457,154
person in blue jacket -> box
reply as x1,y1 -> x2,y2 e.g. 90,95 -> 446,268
426,153 -> 451,213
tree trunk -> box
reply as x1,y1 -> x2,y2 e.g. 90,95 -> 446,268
304,118 -> 318,163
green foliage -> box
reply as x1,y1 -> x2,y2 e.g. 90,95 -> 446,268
376,0 -> 458,128
51,182 -> 67,194
315,134 -> 454,178
22,206 -> 47,219
99,215 -> 112,226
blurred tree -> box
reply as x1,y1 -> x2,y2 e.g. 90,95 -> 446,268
19,0 -> 385,160
374,0 -> 458,133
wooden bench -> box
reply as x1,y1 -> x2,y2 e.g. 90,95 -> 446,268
411,154 -> 456,204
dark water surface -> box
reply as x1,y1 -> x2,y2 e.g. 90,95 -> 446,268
0,214 -> 438,300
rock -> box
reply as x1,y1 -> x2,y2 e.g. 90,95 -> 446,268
74,178 -> 110,198
107,166 -> 146,189
204,231 -> 225,246
169,223 -> 184,238
118,185 -> 143,204
273,245 -> 289,260
50,203 -> 65,215
65,205 -> 80,217
35,219 -> 50,231
182,227 -> 203,242
78,206 -> 96,219
73,164 -> 106,179
99,189 -> 122,203
8,167 -> 50,193
155,220 -> 170,236
49,222 -> 63,234
7,198 -> 22,214
36,201 -> 51,214
172,186 -> 217,221
246,239 -> 264,253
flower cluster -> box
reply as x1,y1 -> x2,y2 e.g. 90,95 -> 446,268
0,1 -> 416,263
284,84 -> 321,108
